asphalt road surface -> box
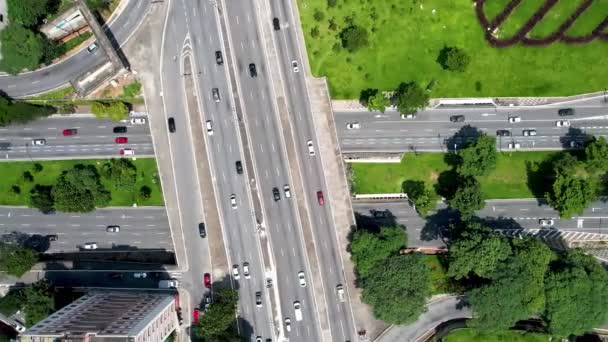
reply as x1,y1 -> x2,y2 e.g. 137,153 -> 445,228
336,97 -> 608,153
0,206 -> 172,253
0,116 -> 153,160
353,198 -> 608,248
0,1 -> 152,97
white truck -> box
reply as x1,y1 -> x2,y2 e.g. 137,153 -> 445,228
158,279 -> 180,289
293,301 -> 303,321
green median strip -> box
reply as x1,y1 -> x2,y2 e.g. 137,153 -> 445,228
351,151 -> 561,199
0,158 -> 163,207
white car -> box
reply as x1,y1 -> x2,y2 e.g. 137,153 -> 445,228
106,225 -> 120,233
293,301 -> 303,321
522,129 -> 537,136
346,122 -> 360,130
230,194 -> 237,209
508,116 -> 521,123
336,284 -> 346,302
401,113 -> 416,119
130,117 -> 146,125
284,318 -> 291,332
232,264 -> 240,280
87,42 -> 98,53
508,142 -> 521,150
284,184 -> 291,198
298,271 -> 306,287
12,322 -> 25,333
539,219 -> 555,227
120,148 -> 135,156
292,60 -> 299,72
307,140 -> 315,156
134,272 -> 147,278
556,120 -> 570,127
31,139 -> 46,146
243,262 -> 250,279
206,120 -> 213,135
83,242 -> 98,250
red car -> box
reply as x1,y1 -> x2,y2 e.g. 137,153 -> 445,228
192,308 -> 200,323
62,129 -> 77,136
204,273 -> 211,288
115,137 -> 128,144
316,191 -> 325,205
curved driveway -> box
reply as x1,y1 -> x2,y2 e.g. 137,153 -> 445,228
0,0 -> 152,98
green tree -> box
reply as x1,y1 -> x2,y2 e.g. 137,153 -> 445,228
52,165 -> 111,213
197,288 -> 239,337
584,136 -> 608,172
0,94 -> 55,126
33,163 -> 43,173
22,171 -> 34,182
437,46 -> 471,72
545,173 -> 595,218
91,101 -> 129,121
447,177 -> 484,219
447,223 -> 511,280
102,159 -> 137,189
457,134 -> 497,177
362,254 -> 431,324
327,0 -> 337,7
339,25 -> 368,52
350,226 -> 407,279
29,184 -> 55,214
402,180 -> 437,216
86,0 -> 111,11
0,243 -> 38,277
40,37 -> 64,66
138,185 -> 152,202
544,250 -> 608,336
367,92 -> 390,113
313,9 -> 325,21
395,82 -> 429,115
10,185 -> 21,194
7,0 -> 49,27
22,280 -> 55,327
0,24 -> 43,74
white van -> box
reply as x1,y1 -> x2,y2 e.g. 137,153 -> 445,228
293,301 -> 303,321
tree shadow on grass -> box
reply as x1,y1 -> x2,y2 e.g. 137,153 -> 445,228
434,169 -> 461,200
525,152 -> 565,200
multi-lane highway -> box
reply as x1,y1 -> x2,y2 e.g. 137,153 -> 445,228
336,98 -> 608,153
0,116 -> 153,160
0,206 -> 171,253
0,1 -> 152,97
353,199 -> 608,248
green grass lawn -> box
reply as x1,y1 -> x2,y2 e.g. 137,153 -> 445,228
299,0 -> 608,98
60,32 -> 93,53
0,159 -> 163,207
443,328 -> 552,342
351,151 -> 560,199
424,255 -> 449,295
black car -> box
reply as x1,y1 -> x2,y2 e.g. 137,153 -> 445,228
235,161 -> 243,174
496,130 -> 511,137
272,187 -> 281,201
168,117 -> 176,132
113,126 -> 127,133
109,272 -> 123,280
558,108 -> 575,116
371,209 -> 389,218
215,51 -> 223,65
449,115 -> 465,123
198,222 -> 207,238
249,63 -> 257,78
273,18 -> 280,30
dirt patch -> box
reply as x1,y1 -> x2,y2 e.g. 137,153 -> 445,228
429,171 -> 440,182
88,73 -> 140,98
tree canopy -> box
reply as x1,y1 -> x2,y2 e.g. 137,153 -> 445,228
395,82 -> 429,115
29,184 -> 55,214
437,46 -> 471,72
584,136 -> 608,172
457,135 -> 497,177
402,180 -> 437,216
544,250 -> 608,336
23,280 -> 55,327
52,165 -> 111,212
447,176 -> 484,219
7,0 -> 49,27
447,223 -> 511,280
102,159 -> 137,189
545,172 -> 595,218
339,25 -> 368,52
197,288 -> 239,338
350,226 -> 407,279
367,93 -> 390,113
91,102 -> 130,121
0,23 -> 44,74
362,254 -> 431,324
0,94 -> 55,126
0,243 -> 38,277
